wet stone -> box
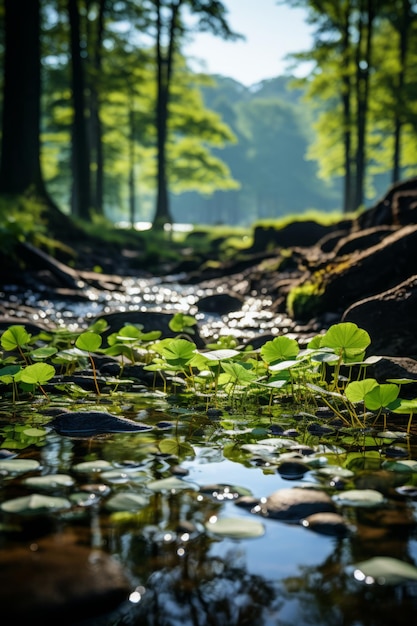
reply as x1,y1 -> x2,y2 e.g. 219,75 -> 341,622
261,487 -> 337,522
0,536 -> 132,624
302,512 -> 351,537
277,460 -> 310,480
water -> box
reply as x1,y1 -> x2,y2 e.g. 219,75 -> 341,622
2,276 -> 417,625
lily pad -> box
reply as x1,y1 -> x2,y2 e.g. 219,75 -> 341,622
205,516 -> 265,539
349,556 -> 417,585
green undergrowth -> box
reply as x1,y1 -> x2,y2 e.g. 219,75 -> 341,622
1,317 -> 416,435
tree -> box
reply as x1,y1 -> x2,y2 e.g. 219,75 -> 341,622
0,0 -> 44,194
67,0 -> 91,219
150,0 -> 240,229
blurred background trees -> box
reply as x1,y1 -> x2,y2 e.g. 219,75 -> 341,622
1,0 -> 417,230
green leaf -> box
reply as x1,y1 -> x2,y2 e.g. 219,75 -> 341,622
75,331 -> 102,352
29,346 -> 58,360
260,336 -> 299,365
220,361 -> 257,384
20,363 -> 55,385
320,322 -> 371,360
1,325 -> 32,351
199,349 -> 240,362
159,338 -> 197,366
159,438 -> 195,457
169,312 -> 197,334
345,379 -> 379,404
364,383 -> 399,410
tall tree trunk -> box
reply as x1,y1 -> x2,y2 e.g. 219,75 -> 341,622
152,0 -> 182,230
68,0 -> 91,220
354,0 -> 374,210
88,0 -> 106,214
0,0 -> 44,193
340,4 -> 353,213
392,0 -> 410,183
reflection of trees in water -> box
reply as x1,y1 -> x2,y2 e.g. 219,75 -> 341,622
106,477 -> 417,626
111,490 -> 280,625
277,532 -> 417,626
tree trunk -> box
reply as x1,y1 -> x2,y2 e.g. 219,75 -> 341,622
88,0 -> 106,214
392,0 -> 410,184
0,0 -> 43,193
68,0 -> 91,220
354,0 -> 374,210
152,0 -> 182,230
340,5 -> 353,213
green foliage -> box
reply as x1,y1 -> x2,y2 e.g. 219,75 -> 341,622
1,317 -> 416,432
286,281 -> 324,320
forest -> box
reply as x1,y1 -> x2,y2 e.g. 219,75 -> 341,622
0,0 -> 417,235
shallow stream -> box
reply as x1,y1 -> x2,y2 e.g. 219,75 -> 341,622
1,276 -> 417,626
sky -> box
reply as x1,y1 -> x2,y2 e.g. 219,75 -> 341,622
184,0 -> 313,87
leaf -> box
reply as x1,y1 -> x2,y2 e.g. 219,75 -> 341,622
260,336 -> 299,365
205,516 -> 265,539
364,383 -> 399,410
160,338 -> 197,366
320,322 -> 371,360
75,331 -> 102,352
20,362 -> 55,385
345,379 -> 379,404
200,349 -> 240,361
220,361 -> 257,384
159,438 -> 195,457
1,325 -> 32,351
169,312 -> 197,333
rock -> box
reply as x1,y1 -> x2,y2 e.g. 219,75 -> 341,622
260,487 -> 336,522
301,512 -> 351,537
0,534 -> 132,624
250,220 -> 343,253
320,224 -> 417,317
332,225 -> 398,256
342,275 -> 417,358
196,291 -> 244,314
49,410 -> 152,436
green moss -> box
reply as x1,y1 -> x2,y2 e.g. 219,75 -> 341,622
287,281 -> 324,320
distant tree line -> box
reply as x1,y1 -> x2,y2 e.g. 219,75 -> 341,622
0,0 -> 416,230
285,0 -> 417,213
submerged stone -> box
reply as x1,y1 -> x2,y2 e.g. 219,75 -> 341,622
49,410 -> 152,436
261,487 -> 336,522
